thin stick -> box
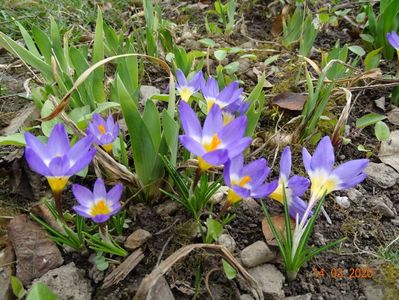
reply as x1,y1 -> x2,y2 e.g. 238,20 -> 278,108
156,234 -> 174,267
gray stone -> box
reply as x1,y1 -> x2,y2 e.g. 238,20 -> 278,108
335,196 -> 350,209
369,195 -> 397,218
156,200 -> 179,216
31,262 -> 92,300
285,294 -> 312,300
140,85 -> 160,104
124,229 -> 152,251
241,241 -> 275,268
365,162 -> 399,188
249,264 -> 285,299
238,58 -> 251,73
391,218 -> 399,226
217,234 -> 236,253
346,188 -> 363,202
147,276 -> 174,300
361,279 -> 384,300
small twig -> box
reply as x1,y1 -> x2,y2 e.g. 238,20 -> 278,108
205,268 -> 220,300
156,234 -> 174,267
154,219 -> 179,236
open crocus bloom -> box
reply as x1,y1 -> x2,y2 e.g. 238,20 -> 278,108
176,69 -> 204,102
87,113 -> 119,154
201,77 -> 243,113
302,136 -> 368,202
24,124 -> 96,194
72,178 -> 123,223
269,147 -> 311,221
178,101 -> 251,171
224,155 -> 278,204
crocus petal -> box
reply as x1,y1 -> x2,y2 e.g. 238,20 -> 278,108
176,69 -> 187,86
226,137 -> 252,159
49,156 -> 69,177
202,104 -> 223,139
232,185 -> 251,198
310,136 -> 335,172
24,132 -> 50,162
218,82 -> 241,105
229,155 -> 245,177
189,71 -> 204,90
178,102 -> 202,142
48,124 -> 70,157
337,173 -> 367,190
252,180 -> 279,198
202,77 -> 219,98
68,135 -> 95,164
72,184 -> 94,207
302,147 -> 312,174
67,148 -> 96,175
331,159 -> 369,182
93,178 -> 107,199
179,136 -> 206,156
218,115 -> 247,145
201,149 -> 229,166
387,32 -> 399,49
110,202 -> 122,215
24,148 -> 51,176
288,175 -> 310,197
280,147 -> 291,179
241,158 -> 269,187
92,214 -> 111,223
72,205 -> 92,218
107,183 -> 123,204
289,196 -> 311,221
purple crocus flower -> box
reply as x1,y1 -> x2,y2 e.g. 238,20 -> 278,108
387,31 -> 399,50
87,113 -> 119,154
201,77 -> 243,113
223,155 -> 278,204
269,147 -> 311,221
24,123 -> 96,193
176,69 -> 204,102
179,101 -> 251,171
72,178 -> 123,223
222,96 -> 250,125
302,136 -> 368,202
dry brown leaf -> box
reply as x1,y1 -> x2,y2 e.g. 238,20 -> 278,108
272,92 -> 307,111
262,215 -> 295,246
271,5 -> 291,37
102,248 -> 144,289
0,102 -> 38,135
134,244 -> 263,300
378,130 -> 399,173
8,214 -> 63,285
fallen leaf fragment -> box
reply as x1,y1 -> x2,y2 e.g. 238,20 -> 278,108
8,214 -> 63,285
271,5 -> 291,37
378,130 -> 399,173
272,92 -> 307,111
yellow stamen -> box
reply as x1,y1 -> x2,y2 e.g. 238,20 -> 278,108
204,133 -> 221,152
98,124 -> 106,135
102,144 -> 113,154
47,177 -> 69,193
238,175 -> 251,187
91,199 -> 111,217
207,100 -> 215,112
180,87 -> 193,102
227,189 -> 242,204
310,175 -> 337,199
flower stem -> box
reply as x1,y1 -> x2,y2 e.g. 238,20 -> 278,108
287,270 -> 298,282
53,191 -> 64,222
218,201 -> 230,218
190,167 -> 202,193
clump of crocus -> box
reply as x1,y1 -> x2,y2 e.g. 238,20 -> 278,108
269,146 -> 311,221
87,113 -> 119,154
222,155 -> 277,213
72,178 -> 122,224
178,101 -> 251,172
176,69 -> 204,102
201,77 -> 243,113
24,123 -> 96,219
292,136 -> 368,256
